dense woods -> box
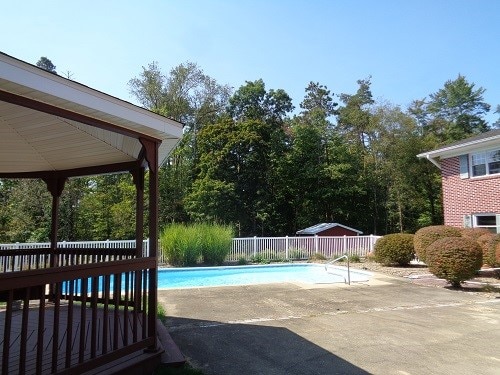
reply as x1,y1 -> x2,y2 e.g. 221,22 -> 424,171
1,59 -> 498,242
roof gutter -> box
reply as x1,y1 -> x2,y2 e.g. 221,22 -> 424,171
425,154 -> 441,170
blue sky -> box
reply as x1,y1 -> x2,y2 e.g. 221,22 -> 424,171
2,0 -> 499,124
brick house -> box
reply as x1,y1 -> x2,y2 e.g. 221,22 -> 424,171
417,129 -> 500,233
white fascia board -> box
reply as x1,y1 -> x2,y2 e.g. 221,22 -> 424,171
417,135 -> 500,160
0,55 -> 183,139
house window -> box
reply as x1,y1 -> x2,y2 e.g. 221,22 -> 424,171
473,214 -> 500,233
471,149 -> 500,177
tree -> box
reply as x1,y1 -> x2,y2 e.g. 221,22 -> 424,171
187,80 -> 294,236
336,77 -> 374,150
422,74 -> 491,142
370,104 -> 438,232
36,57 -> 56,73
129,61 -> 232,227
493,104 -> 500,129
300,81 -> 338,118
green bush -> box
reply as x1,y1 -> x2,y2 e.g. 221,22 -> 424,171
414,225 -> 462,263
426,237 -> 482,287
374,233 -> 415,266
250,254 -> 270,264
160,223 -> 233,266
486,234 -> 500,267
349,254 -> 361,263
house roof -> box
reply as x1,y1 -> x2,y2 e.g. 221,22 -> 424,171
417,129 -> 500,169
0,52 -> 183,176
296,223 -> 363,235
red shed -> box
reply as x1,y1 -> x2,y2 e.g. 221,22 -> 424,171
296,223 -> 363,236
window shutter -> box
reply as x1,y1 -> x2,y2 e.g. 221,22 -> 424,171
463,214 -> 472,228
459,155 -> 469,179
497,214 -> 500,234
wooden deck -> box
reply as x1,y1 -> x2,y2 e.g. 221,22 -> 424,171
0,301 -> 151,374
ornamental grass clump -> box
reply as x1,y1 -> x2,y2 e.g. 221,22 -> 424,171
160,223 -> 233,266
374,233 -> 415,266
198,223 -> 234,265
413,225 -> 462,263
160,223 -> 202,266
426,237 -> 482,287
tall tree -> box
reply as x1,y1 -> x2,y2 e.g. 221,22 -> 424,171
187,80 -> 293,235
36,56 -> 56,73
129,62 -> 232,227
422,74 -> 491,142
336,77 -> 374,150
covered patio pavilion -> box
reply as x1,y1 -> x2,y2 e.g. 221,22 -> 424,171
0,52 -> 182,374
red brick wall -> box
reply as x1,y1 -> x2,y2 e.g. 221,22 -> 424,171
319,226 -> 360,236
441,156 -> 500,228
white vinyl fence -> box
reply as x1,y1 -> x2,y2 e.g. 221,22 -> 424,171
1,235 -> 380,267
228,235 -> 380,262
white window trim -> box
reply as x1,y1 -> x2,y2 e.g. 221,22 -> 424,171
469,147 -> 500,178
472,213 -> 500,234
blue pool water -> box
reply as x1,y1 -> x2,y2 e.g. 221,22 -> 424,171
157,263 -> 372,289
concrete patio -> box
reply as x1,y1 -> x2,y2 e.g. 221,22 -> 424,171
159,273 -> 500,375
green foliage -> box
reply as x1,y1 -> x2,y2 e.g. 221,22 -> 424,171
160,223 -> 233,266
374,233 -> 415,266
237,257 -> 248,265
250,254 -> 270,264
426,237 -> 483,287
197,223 -> 234,265
349,254 -> 361,263
414,225 -> 462,263
289,248 -> 306,260
426,74 -> 491,141
308,253 -> 327,261
160,223 -> 201,266
36,56 -> 56,73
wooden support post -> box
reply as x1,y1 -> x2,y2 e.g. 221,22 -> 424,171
140,137 -> 159,352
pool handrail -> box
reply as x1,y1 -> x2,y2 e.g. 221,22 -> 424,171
324,254 -> 350,285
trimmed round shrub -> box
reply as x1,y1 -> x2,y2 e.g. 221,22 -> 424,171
477,233 -> 496,266
426,237 -> 482,287
414,225 -> 462,263
374,233 -> 414,266
460,227 -> 491,240
486,234 -> 500,267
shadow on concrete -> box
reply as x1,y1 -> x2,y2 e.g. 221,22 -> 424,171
166,316 -> 370,375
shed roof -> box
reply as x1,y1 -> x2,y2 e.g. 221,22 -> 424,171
296,223 -> 363,235
0,52 -> 183,176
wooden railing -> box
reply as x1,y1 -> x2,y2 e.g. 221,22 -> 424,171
0,248 -> 157,374
0,248 -> 137,272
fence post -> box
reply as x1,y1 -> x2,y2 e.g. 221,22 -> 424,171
369,234 -> 374,254
343,235 -> 347,256
314,235 -> 318,253
253,236 -> 257,258
285,236 -> 289,260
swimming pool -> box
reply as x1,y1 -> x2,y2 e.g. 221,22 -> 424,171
157,263 -> 372,289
